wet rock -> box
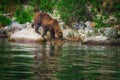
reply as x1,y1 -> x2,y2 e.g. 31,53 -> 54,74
83,36 -> 108,43
83,38 -> 120,46
82,35 -> 110,45
9,28 -> 44,43
78,27 -> 120,45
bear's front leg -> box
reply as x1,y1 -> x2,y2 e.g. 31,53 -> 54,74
35,24 -> 40,34
42,28 -> 48,39
50,30 -> 55,39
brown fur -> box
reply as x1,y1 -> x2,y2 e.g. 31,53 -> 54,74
32,12 -> 63,39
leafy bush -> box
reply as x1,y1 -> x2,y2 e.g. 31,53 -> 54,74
29,0 -> 56,13
15,8 -> 32,24
0,15 -> 11,26
39,0 -> 56,13
56,0 -> 88,27
0,0 -> 22,13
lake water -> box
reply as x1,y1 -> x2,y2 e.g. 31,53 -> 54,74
0,39 -> 120,80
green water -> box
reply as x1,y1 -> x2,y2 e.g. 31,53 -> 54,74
0,39 -> 120,80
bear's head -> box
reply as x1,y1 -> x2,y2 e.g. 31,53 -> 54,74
52,19 -> 63,39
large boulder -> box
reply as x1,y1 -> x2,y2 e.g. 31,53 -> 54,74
4,21 -> 32,36
9,28 -> 44,43
77,27 -> 120,45
83,37 -> 120,46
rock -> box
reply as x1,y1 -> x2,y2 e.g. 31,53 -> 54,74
83,38 -> 120,46
104,28 -> 119,39
63,29 -> 74,39
26,22 -> 32,28
78,28 -> 94,37
4,21 -> 33,36
11,21 -> 26,29
84,21 -> 96,28
79,34 -> 86,41
0,29 -> 7,38
72,22 -> 85,30
106,16 -> 117,24
113,25 -> 120,30
63,29 -> 81,41
4,21 -> 25,34
83,36 -> 108,43
82,36 -> 115,45
9,28 -> 44,43
59,21 -> 64,30
84,28 -> 94,36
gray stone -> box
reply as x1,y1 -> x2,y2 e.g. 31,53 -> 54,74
9,28 -> 44,43
72,22 -> 85,30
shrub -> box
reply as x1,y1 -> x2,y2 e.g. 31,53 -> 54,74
56,0 -> 88,27
15,8 -> 32,24
29,0 -> 56,13
0,15 -> 11,26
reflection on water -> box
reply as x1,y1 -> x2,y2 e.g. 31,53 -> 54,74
0,40 -> 120,80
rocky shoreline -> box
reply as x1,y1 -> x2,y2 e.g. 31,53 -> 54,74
0,21 -> 120,45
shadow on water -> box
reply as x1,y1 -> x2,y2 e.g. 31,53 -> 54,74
0,40 -> 120,80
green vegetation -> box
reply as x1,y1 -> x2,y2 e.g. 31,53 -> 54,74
89,0 -> 120,28
0,0 -> 21,13
30,0 -> 56,13
56,0 -> 88,26
0,15 -> 11,26
15,8 -> 32,24
56,0 -> 120,27
0,0 -> 120,27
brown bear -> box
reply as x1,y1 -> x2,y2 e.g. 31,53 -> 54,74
32,12 -> 63,39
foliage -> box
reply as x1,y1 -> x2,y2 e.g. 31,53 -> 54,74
113,2 -> 120,21
94,19 -> 107,28
15,8 -> 32,24
40,0 -> 56,13
0,0 -> 21,13
0,0 -> 120,27
56,0 -> 88,26
29,0 -> 56,13
88,0 -> 120,27
0,15 -> 11,26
